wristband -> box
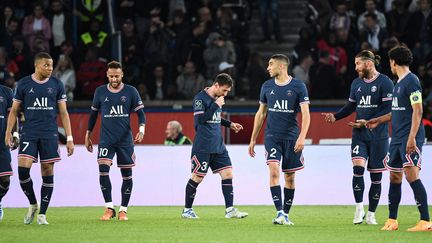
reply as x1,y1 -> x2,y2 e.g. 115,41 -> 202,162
13,132 -> 19,138
67,136 -> 73,142
139,126 -> 145,133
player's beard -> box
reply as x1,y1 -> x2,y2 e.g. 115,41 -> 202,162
359,68 -> 372,80
109,81 -> 121,89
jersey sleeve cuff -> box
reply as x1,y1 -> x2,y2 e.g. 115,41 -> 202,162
193,111 -> 204,116
13,98 -> 22,103
91,106 -> 99,111
57,99 -> 67,103
134,104 -> 144,111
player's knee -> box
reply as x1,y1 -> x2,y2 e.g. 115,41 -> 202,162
353,166 -> 365,177
18,166 -> 31,180
370,172 -> 382,184
191,174 -> 204,184
219,169 -> 233,180
41,164 -> 54,176
269,170 -> 279,180
99,164 -> 110,176
389,172 -> 403,183
284,172 -> 295,186
120,168 -> 132,180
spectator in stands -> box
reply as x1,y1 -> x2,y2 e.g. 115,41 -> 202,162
53,54 -> 76,101
79,19 -> 110,59
188,21 -> 209,74
134,1 -> 169,40
164,120 -> 192,145
307,0 -> 333,33
360,13 -> 388,52
0,5 -> 14,33
116,0 -> 136,27
309,50 -> 338,99
357,0 -> 387,34
167,10 -> 192,70
76,47 -> 106,100
9,35 -> 32,80
0,46 -> 18,87
176,61 -> 205,99
329,0 -> 351,33
292,51 -> 314,87
386,0 -> 411,44
258,0 -> 281,43
22,3 -> 52,53
0,17 -> 19,52
317,32 -> 348,76
203,32 -> 236,80
47,0 -> 72,60
73,0 -> 107,32
336,27 -> 360,86
196,6 -> 216,33
121,18 -> 141,86
245,52 -> 268,99
143,13 -> 172,68
408,0 -> 432,62
60,40 -> 81,70
147,65 -> 170,100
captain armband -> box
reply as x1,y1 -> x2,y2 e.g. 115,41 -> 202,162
409,91 -> 422,105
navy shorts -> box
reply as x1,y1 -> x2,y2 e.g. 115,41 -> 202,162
191,150 -> 232,176
384,142 -> 423,172
18,137 -> 60,163
351,138 -> 388,172
264,137 -> 304,173
97,144 -> 135,168
0,147 -> 12,176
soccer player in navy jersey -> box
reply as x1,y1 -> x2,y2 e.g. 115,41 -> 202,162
5,52 -> 74,225
248,54 -> 310,225
368,46 -> 432,231
182,73 -> 248,219
0,84 -> 18,221
321,50 -> 393,225
85,61 -> 145,221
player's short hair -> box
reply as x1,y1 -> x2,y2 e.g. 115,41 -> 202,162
34,52 -> 52,63
355,50 -> 381,66
168,120 -> 182,133
388,45 -> 413,66
213,73 -> 233,87
107,61 -> 122,69
270,54 -> 290,67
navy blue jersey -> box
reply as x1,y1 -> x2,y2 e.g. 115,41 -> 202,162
259,77 -> 309,140
14,75 -> 66,139
391,72 -> 425,144
0,85 -> 13,149
91,83 -> 144,147
348,73 -> 393,140
192,89 -> 226,153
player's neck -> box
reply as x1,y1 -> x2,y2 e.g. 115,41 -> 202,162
207,86 -> 217,98
33,72 -> 48,81
275,73 -> 290,84
395,67 -> 410,81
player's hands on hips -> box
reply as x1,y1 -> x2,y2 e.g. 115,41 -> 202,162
67,141 -> 74,156
406,137 -> 416,154
348,119 -> 367,128
294,137 -> 305,152
85,132 -> 93,152
366,118 -> 379,129
248,141 -> 256,157
230,122 -> 243,133
215,96 -> 225,108
321,113 -> 336,123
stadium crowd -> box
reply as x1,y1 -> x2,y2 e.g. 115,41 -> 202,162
0,0 -> 431,109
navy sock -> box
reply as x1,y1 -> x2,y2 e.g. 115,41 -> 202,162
410,179 -> 430,221
18,167 -> 37,205
0,176 -> 10,202
283,188 -> 295,214
222,179 -> 233,208
99,164 -> 112,203
368,172 -> 382,213
185,179 -> 199,208
40,175 -> 54,215
352,166 -> 365,203
388,183 -> 402,219
120,168 -> 133,207
270,185 -> 282,211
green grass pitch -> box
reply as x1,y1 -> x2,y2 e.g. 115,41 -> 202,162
1,206 -> 431,242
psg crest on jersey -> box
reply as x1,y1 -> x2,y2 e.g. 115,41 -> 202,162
47,87 -> 53,94
287,90 -> 293,96
121,96 -> 127,102
371,86 -> 377,92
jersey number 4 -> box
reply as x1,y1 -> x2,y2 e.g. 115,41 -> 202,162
352,145 -> 360,155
